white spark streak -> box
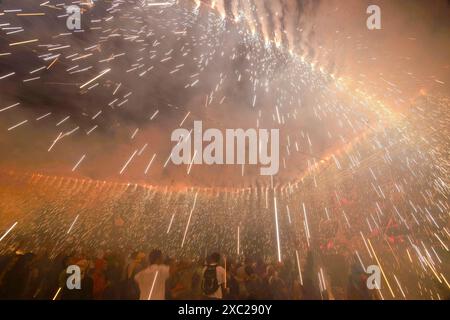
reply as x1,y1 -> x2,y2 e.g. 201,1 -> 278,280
119,150 -> 138,174
0,222 -> 18,242
181,192 -> 198,248
79,68 -> 111,89
72,155 -> 86,172
274,197 -> 281,262
67,215 -> 79,234
147,271 -> 159,300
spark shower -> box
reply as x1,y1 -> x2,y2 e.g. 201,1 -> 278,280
0,0 -> 449,301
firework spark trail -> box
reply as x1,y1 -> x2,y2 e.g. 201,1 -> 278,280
79,68 -> 111,89
167,212 -> 175,234
274,196 -> 281,262
0,222 -> 18,242
66,214 -> 79,234
52,287 -> 62,300
0,72 -> 15,80
120,150 -> 138,175
144,153 -> 157,174
72,154 -> 86,172
147,270 -> 159,300
0,103 -> 20,112
295,249 -> 303,285
7,119 -> 28,131
181,191 -> 198,248
302,202 -> 311,247
187,150 -> 197,175
237,225 -> 240,255
368,238 -> 396,298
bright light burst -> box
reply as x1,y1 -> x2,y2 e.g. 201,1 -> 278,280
0,0 -> 449,300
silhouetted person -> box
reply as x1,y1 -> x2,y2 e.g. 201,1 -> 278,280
0,253 -> 34,299
347,262 -> 371,300
302,251 -> 320,300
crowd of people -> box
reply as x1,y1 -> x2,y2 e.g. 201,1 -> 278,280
0,246 -> 374,300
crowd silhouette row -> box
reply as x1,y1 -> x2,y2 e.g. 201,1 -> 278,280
0,246 -> 375,300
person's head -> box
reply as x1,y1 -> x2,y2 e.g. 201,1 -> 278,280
62,255 -> 72,268
266,266 -> 275,277
148,249 -> 162,265
256,256 -> 264,266
16,253 -> 34,270
129,251 -> 138,261
76,259 -> 90,277
245,265 -> 254,277
209,252 -> 220,264
96,249 -> 105,259
136,252 -> 146,262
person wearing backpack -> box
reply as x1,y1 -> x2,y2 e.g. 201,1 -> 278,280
201,252 -> 226,299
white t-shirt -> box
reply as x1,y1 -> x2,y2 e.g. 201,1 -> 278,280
135,264 -> 170,300
202,265 -> 226,299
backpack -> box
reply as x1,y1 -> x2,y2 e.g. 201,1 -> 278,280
202,265 -> 219,295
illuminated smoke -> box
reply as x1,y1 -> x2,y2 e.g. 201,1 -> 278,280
281,0 -> 299,52
231,0 -> 241,22
241,0 -> 257,36
254,0 -> 271,45
269,0 -> 283,48
215,0 -> 226,19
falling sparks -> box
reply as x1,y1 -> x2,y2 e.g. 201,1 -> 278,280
0,0 -> 448,301
274,196 -> 281,262
79,68 -> 111,89
119,150 -> 138,175
0,222 -> 18,242
66,214 -> 79,234
147,270 -> 159,300
181,191 -> 198,248
71,154 -> 86,172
